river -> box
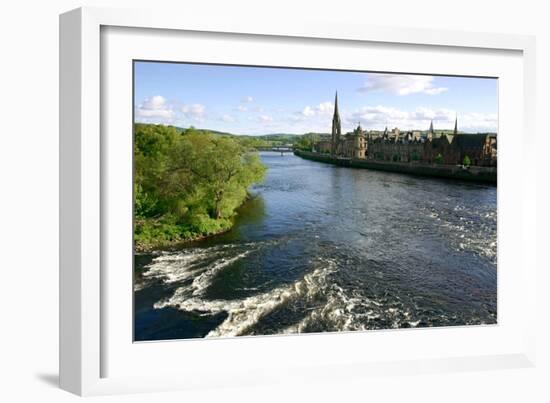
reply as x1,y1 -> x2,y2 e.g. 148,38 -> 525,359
134,152 -> 497,341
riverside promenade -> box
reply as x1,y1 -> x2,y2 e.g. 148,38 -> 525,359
294,150 -> 497,184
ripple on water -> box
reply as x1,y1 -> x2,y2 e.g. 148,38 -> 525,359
134,154 -> 497,339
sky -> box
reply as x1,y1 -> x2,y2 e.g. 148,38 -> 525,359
134,61 -> 498,135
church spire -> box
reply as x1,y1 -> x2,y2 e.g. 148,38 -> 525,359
453,116 -> 458,135
429,120 -> 434,134
331,91 -> 342,156
332,91 -> 341,126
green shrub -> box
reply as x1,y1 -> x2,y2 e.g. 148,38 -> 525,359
133,124 -> 266,249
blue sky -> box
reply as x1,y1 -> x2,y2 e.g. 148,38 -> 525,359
134,61 -> 498,135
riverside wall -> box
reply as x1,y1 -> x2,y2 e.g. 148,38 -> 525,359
294,150 -> 497,184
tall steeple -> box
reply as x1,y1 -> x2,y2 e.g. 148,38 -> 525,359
429,120 -> 434,134
331,91 -> 342,156
453,116 -> 458,135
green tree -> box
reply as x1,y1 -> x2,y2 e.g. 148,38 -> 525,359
296,133 -> 320,151
462,155 -> 471,166
235,136 -> 271,150
133,124 -> 266,249
434,153 -> 444,164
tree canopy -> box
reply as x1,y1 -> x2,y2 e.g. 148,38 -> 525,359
134,124 -> 266,249
294,133 -> 321,151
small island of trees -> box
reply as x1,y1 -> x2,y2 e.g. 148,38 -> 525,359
134,124 -> 266,251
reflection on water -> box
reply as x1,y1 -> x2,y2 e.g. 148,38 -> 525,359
134,152 -> 497,341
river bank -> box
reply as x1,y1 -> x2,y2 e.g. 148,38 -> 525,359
294,150 -> 497,184
134,226 -> 232,253
134,195 -> 261,253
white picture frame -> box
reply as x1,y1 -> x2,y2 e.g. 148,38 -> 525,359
60,6 -> 537,396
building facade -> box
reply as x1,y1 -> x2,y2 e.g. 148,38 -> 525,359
313,93 -> 497,167
313,92 -> 366,159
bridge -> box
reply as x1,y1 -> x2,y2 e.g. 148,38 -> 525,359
257,146 -> 294,155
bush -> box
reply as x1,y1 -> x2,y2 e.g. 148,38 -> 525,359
134,124 -> 266,249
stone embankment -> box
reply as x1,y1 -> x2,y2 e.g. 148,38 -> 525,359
294,150 -> 496,184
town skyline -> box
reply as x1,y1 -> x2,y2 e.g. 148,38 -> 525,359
134,61 -> 498,135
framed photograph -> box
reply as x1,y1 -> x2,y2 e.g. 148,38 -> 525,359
60,6 -> 537,396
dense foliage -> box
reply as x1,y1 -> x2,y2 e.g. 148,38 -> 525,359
134,124 -> 266,250
294,133 -> 322,151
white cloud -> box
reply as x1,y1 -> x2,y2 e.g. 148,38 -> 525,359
351,105 -> 409,124
235,100 -> 262,115
181,103 -> 206,121
298,101 -> 335,118
349,105 -> 496,132
424,87 -> 448,95
140,95 -> 167,110
136,95 -> 174,120
316,102 -> 334,116
301,106 -> 315,117
458,113 -> 498,132
358,74 -> 448,96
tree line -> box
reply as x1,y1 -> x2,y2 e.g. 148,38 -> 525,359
134,124 -> 266,250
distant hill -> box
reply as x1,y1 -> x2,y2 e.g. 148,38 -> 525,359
172,126 -> 235,137
256,133 -> 297,139
142,124 -> 495,143
168,126 -> 321,146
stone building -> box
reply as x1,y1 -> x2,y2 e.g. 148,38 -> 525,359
313,139 -> 332,154
312,93 -> 497,167
343,124 -> 367,159
368,127 -> 426,163
452,133 -> 497,166
421,119 -> 497,166
311,92 -> 366,158
311,140 -> 332,154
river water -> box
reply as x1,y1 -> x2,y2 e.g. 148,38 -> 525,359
134,152 -> 497,341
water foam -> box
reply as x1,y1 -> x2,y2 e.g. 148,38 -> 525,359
143,249 -> 211,284
280,281 -> 418,334
155,258 -> 338,337
423,204 -> 497,264
140,243 -> 259,286
147,247 -> 420,336
191,251 -> 251,296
